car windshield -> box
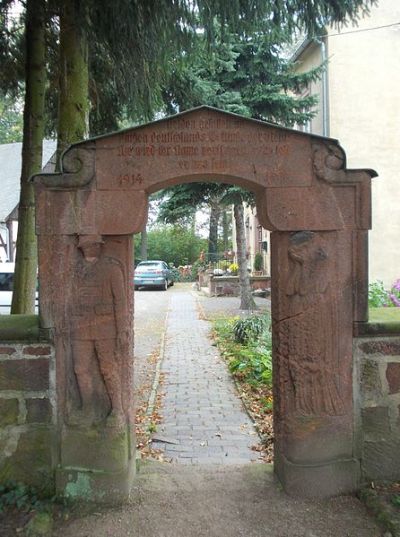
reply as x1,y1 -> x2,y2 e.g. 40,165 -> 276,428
136,262 -> 163,271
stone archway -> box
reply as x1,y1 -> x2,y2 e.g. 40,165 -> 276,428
34,106 -> 376,501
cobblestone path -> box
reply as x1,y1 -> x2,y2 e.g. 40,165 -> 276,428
152,290 -> 260,464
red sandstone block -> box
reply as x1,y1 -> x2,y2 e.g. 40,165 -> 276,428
0,346 -> 16,355
22,346 -> 52,357
386,362 -> 400,394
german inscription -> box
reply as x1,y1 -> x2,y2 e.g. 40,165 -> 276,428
95,110 -> 312,190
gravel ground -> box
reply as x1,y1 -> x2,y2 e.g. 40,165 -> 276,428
53,463 -> 382,537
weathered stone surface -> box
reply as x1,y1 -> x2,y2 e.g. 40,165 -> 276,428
96,109 -> 313,194
386,362 -> 400,394
0,398 -> 19,426
26,398 -> 52,423
61,426 -> 130,472
0,428 -> 53,489
360,340 -> 400,355
361,406 -> 390,436
272,231 -> 355,478
0,346 -> 16,355
275,453 -> 360,499
0,314 -> 40,341
56,461 -> 135,504
363,439 -> 400,481
360,359 -> 383,401
23,345 -> 52,356
0,359 -> 49,391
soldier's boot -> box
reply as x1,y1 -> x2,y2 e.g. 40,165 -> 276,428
103,369 -> 125,427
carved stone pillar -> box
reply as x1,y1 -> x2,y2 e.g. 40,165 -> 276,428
34,146 -> 147,502
271,230 -> 358,497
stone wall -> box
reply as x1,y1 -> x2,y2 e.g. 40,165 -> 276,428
354,336 -> 400,482
0,343 -> 55,489
206,275 -> 271,297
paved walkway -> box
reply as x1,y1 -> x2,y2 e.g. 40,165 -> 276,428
152,290 -> 260,463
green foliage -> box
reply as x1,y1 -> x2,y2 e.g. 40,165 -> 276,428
191,259 -> 207,280
0,480 -> 45,513
392,494 -> 400,508
254,252 -> 263,272
229,347 -> 272,385
135,224 -> 207,267
214,314 -> 272,387
233,314 -> 270,344
0,96 -> 23,142
368,280 -> 392,308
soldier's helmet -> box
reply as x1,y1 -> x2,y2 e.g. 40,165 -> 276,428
77,234 -> 104,248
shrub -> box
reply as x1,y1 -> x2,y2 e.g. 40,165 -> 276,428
368,280 -> 391,308
233,314 -> 270,344
254,252 -> 263,272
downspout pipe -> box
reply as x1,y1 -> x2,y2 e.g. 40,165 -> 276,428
315,37 -> 329,137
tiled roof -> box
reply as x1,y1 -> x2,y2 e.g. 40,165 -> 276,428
0,140 -> 57,222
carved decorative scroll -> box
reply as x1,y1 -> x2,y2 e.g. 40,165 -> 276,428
313,142 -> 347,184
33,145 -> 95,189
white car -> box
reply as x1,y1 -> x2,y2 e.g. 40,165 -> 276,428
0,263 -> 38,314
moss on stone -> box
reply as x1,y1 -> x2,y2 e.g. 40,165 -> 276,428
64,473 -> 93,500
0,398 -> 19,426
25,511 -> 54,537
0,427 -> 53,490
0,315 -> 40,342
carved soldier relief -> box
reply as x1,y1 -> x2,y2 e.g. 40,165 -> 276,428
68,234 -> 129,427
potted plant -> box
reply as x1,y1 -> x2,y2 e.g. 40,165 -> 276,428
228,262 -> 239,276
253,252 -> 263,276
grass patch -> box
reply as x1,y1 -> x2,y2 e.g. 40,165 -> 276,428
359,481 -> 400,536
212,314 -> 273,462
369,307 -> 400,323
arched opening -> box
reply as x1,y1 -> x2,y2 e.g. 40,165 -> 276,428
34,106 -> 375,501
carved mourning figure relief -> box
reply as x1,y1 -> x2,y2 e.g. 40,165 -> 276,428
69,234 -> 129,427
285,231 -> 344,417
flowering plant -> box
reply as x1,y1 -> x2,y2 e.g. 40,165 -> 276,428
368,279 -> 400,308
228,263 -> 239,275
389,279 -> 400,307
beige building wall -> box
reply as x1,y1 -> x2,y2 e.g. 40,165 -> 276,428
241,204 -> 271,276
294,0 -> 400,287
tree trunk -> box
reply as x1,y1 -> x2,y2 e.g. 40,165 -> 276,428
234,203 -> 257,311
222,209 -> 230,251
208,200 -> 221,263
140,228 -> 148,261
11,0 -> 46,314
57,0 -> 89,161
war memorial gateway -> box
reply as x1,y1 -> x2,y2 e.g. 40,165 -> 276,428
1,107 -> 399,502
